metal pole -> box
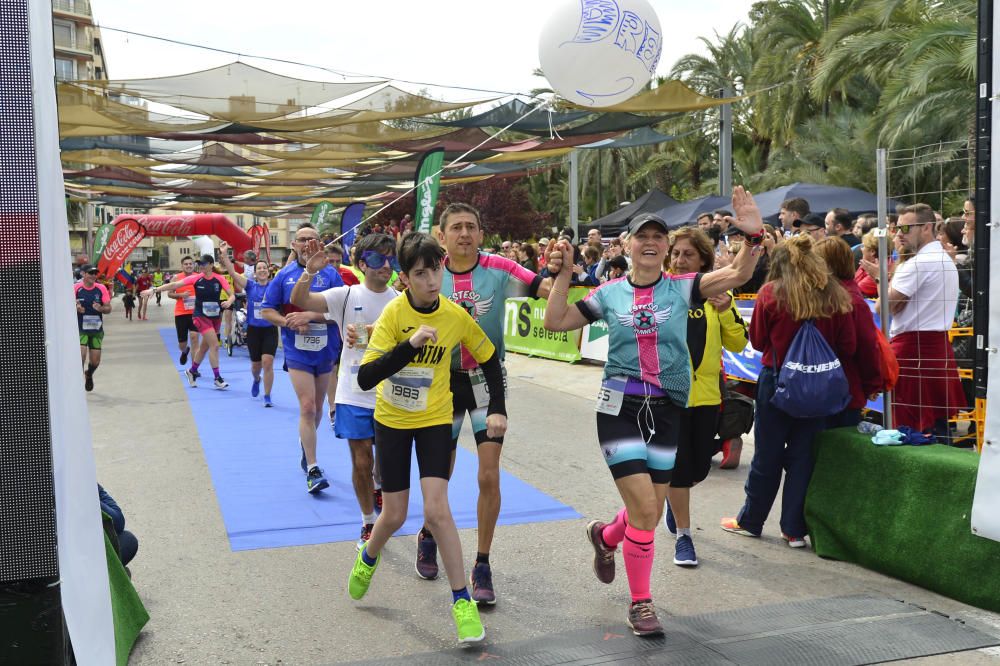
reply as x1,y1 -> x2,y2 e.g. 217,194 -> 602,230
85,204 -> 94,258
569,149 -> 579,238
876,147 -> 893,429
596,149 -> 603,220
719,87 -> 733,197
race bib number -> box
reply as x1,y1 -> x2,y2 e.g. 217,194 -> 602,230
385,367 -> 433,412
183,295 -> 195,310
82,314 -> 102,331
202,301 -> 221,317
470,367 -> 508,409
595,377 -> 626,416
252,301 -> 262,317
295,322 -> 327,352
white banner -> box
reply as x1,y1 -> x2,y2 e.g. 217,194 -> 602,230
31,2 -> 115,663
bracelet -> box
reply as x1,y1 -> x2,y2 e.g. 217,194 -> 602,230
301,270 -> 316,279
745,229 -> 766,246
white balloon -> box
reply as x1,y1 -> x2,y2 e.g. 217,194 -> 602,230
191,235 -> 215,259
538,0 -> 663,107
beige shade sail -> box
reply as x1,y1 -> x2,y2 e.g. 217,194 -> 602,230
80,62 -> 384,122
60,149 -> 162,167
569,80 -> 744,113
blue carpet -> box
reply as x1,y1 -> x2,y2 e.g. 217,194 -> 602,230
157,328 -> 580,551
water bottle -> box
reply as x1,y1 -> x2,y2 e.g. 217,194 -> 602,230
857,421 -> 883,435
353,306 -> 368,348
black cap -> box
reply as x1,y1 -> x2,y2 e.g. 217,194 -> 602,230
627,213 -> 670,235
795,212 -> 826,229
196,254 -> 215,265
80,263 -> 97,273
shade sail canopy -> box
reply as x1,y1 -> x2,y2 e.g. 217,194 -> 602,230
653,195 -> 735,226
519,112 -> 672,137
429,98 -> 590,131
83,62 -> 383,121
577,126 -> 680,150
569,80 -> 744,113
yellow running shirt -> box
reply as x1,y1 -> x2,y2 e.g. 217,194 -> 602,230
362,293 -> 494,429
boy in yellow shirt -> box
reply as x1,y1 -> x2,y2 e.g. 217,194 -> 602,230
348,233 -> 506,644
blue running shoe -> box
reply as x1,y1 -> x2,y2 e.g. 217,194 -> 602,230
673,534 -> 698,567
263,394 -> 272,408
664,501 -> 676,536
306,466 -> 329,494
470,562 -> 496,605
251,377 -> 260,397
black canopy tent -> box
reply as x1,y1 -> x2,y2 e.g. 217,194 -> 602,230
586,189 -> 679,238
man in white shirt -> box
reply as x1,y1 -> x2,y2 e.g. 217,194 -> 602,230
290,233 -> 400,549
888,203 -> 965,435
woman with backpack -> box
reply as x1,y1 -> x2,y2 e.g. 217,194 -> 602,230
720,235 -> 856,548
814,238 -> 885,428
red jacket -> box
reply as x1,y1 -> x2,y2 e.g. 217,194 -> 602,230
854,265 -> 877,298
840,279 -> 884,408
750,282 -> 857,372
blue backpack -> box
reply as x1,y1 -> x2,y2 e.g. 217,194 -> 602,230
772,320 -> 851,418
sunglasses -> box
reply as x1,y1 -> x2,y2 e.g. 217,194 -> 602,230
896,222 -> 929,234
361,251 -> 400,271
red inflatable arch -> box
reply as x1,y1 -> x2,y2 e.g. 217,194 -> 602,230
97,214 -> 253,278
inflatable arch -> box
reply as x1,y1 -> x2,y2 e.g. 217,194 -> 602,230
96,214 -> 266,277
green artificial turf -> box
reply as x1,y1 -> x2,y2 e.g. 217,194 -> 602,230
805,429 -> 1000,613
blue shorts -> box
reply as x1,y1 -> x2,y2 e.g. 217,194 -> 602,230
285,358 -> 336,376
334,403 -> 375,440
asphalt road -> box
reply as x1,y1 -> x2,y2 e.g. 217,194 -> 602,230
88,298 -> 1000,665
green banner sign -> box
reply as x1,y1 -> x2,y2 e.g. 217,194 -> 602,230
92,223 -> 115,257
502,288 -> 590,362
414,149 -> 444,234
310,201 -> 335,229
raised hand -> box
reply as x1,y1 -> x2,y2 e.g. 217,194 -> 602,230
303,239 -> 329,274
727,186 -> 764,236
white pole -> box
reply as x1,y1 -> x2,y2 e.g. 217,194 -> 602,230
569,149 -> 579,238
876,148 -> 893,430
720,87 -> 733,197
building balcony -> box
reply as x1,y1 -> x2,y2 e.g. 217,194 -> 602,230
53,36 -> 93,57
52,0 -> 92,21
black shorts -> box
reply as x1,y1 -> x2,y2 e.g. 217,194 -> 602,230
670,405 -> 720,488
450,369 -> 505,448
374,422 -> 453,493
246,325 -> 278,362
175,314 -> 198,343
596,395 -> 680,485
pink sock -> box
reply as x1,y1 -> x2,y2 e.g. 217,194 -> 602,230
601,507 -> 629,548
622,524 -> 655,602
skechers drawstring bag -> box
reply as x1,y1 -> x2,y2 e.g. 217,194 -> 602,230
772,320 -> 850,418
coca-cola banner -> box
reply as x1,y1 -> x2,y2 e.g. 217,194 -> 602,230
109,213 -> 254,257
96,218 -> 145,278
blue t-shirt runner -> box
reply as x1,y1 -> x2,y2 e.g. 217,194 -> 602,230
262,262 -> 344,375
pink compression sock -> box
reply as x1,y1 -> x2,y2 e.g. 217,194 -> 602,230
601,507 -> 629,548
622,524 -> 656,602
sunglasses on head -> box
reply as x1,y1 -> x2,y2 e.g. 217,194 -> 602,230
361,251 -> 400,271
896,222 -> 929,234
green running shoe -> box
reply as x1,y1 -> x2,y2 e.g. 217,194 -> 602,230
451,598 -> 485,643
348,547 -> 380,600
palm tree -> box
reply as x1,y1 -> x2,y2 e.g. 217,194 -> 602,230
813,0 -> 976,149
750,0 -> 861,147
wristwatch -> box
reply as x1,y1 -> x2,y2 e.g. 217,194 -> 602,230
745,229 -> 766,246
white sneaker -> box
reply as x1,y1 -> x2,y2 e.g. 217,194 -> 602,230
213,377 -> 229,390
782,534 -> 807,549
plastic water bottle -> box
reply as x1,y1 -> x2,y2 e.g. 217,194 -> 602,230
857,421 -> 883,435
353,306 -> 368,348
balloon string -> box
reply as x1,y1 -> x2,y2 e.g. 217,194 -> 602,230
547,105 -> 563,141
328,99 -> 554,244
